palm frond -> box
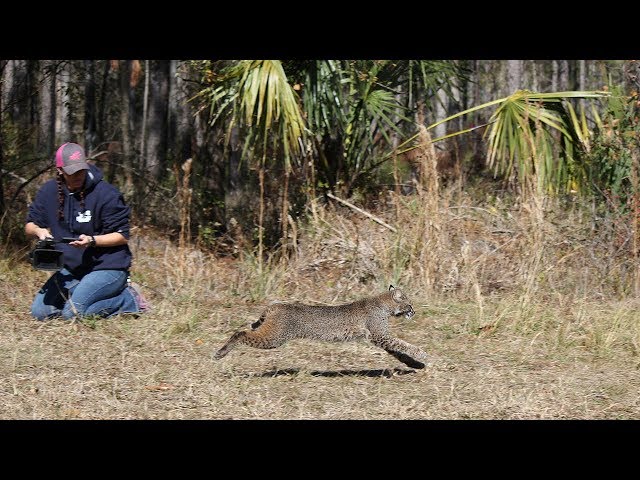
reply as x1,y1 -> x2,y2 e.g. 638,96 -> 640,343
232,60 -> 307,166
402,89 -> 612,194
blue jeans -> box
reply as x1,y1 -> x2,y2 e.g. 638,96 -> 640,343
31,268 -> 140,320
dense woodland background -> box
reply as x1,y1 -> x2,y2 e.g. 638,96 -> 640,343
1,59 -> 640,294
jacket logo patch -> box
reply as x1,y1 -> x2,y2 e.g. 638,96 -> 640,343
76,210 -> 92,223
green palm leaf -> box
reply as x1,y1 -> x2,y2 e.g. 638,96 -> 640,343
410,89 -> 612,194
228,60 -> 307,169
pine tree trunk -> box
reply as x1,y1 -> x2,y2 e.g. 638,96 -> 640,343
258,165 -> 265,274
0,60 -> 11,106
448,61 -> 461,128
118,60 -> 133,189
84,60 -> 97,154
559,60 -> 569,90
7,60 -> 32,146
630,144 -> 640,296
168,61 -> 194,163
507,59 -> 522,93
531,60 -> 539,92
140,60 -> 149,170
434,89 -> 447,139
146,60 -> 169,179
97,61 -> 110,142
38,60 -> 56,154
56,61 -> 71,143
280,168 -> 290,256
167,60 -> 177,159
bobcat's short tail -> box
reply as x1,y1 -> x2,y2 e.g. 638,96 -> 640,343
213,331 -> 246,360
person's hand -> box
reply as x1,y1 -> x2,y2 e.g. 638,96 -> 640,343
70,234 -> 94,249
36,228 -> 53,241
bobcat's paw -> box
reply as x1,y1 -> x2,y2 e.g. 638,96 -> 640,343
391,350 -> 427,369
403,357 -> 426,369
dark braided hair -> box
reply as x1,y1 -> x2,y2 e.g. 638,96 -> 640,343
56,172 -> 65,221
56,171 -> 86,221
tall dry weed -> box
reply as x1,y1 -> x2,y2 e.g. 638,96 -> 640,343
410,125 -> 441,292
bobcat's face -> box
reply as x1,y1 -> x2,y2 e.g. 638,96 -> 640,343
391,288 -> 415,318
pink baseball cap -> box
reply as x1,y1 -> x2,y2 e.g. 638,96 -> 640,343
55,142 -> 89,175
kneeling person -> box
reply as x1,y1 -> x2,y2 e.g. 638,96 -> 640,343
25,142 -> 147,320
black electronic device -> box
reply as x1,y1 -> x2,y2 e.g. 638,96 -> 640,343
60,237 -> 80,243
30,238 -> 64,271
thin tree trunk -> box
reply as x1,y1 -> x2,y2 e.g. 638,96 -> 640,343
473,61 -> 483,123
459,59 -> 470,112
625,60 -> 640,296
118,60 -> 133,189
26,61 -> 38,143
393,151 -> 400,220
174,61 -> 194,162
281,168 -> 290,256
575,59 -> 587,114
38,60 -> 55,154
167,60 -> 177,159
481,60 -> 494,106
507,59 -> 522,94
434,89 -> 447,138
140,60 -> 149,170
7,60 -> 31,144
97,61 -> 110,143
631,147 -> 639,296
493,61 -> 505,100
448,61 -> 461,129
227,125 -> 241,208
146,60 -> 169,179
56,61 -> 70,142
531,60 -> 539,92
307,139 -> 318,223
84,60 -> 97,154
559,60 -> 569,90
258,165 -> 265,274
48,61 -> 57,152
1,60 -> 12,108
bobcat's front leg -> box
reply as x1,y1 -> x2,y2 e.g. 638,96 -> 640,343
369,333 -> 429,369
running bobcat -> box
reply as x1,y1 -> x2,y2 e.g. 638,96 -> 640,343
213,285 -> 429,369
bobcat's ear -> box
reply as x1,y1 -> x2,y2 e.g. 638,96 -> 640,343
389,284 -> 395,291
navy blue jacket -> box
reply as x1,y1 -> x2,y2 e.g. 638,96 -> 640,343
26,164 -> 132,276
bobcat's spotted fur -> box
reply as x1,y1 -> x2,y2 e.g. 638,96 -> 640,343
214,285 -> 429,368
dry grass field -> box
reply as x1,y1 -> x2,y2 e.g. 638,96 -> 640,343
2,192 -> 640,420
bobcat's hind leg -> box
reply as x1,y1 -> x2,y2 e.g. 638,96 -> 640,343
369,333 -> 429,369
213,326 -> 287,360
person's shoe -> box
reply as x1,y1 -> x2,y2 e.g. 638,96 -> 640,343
129,282 -> 150,312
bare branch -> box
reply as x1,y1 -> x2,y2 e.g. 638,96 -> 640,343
326,192 -> 397,233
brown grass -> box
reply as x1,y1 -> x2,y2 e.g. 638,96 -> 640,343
1,187 -> 640,419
